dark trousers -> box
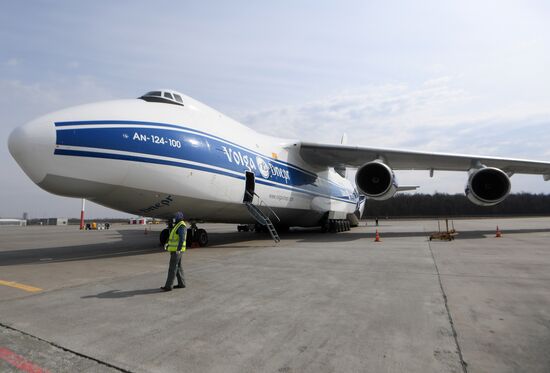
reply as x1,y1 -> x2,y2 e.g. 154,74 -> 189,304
164,251 -> 185,288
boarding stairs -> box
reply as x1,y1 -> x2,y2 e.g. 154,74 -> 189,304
244,191 -> 281,243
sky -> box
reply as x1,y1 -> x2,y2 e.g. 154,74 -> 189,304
1,1 -> 550,218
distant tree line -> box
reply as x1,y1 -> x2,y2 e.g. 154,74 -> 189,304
362,193 -> 550,218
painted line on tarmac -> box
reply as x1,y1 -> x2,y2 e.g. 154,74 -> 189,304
0,323 -> 132,373
0,280 -> 42,293
0,347 -> 50,373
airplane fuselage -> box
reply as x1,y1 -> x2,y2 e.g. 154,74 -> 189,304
9,93 -> 360,226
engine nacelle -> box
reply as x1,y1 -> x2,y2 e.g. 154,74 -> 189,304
355,161 -> 398,200
465,167 -> 511,206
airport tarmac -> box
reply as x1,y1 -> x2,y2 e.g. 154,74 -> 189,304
1,217 -> 550,373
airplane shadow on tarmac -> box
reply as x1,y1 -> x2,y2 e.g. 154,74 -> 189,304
0,229 -> 275,266
3,227 -> 550,267
0,229 -> 164,266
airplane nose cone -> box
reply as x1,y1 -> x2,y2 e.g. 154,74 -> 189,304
8,117 -> 55,183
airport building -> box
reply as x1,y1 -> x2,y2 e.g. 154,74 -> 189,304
0,218 -> 27,227
31,218 -> 69,226
129,217 -> 151,225
46,217 -> 68,226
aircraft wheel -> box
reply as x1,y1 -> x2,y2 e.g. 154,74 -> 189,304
197,229 -> 208,247
186,228 -> 196,246
159,228 -> 169,246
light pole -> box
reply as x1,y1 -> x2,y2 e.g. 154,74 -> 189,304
80,198 -> 86,230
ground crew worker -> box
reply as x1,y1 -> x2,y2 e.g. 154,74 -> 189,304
161,211 -> 187,292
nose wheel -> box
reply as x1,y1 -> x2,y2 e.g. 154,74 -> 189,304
159,223 -> 209,247
159,228 -> 170,246
187,223 -> 209,247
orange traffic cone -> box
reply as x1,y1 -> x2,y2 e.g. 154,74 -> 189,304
495,226 -> 502,238
374,230 -> 381,242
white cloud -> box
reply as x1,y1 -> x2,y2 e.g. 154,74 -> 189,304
240,77 -> 550,152
239,78 -> 470,146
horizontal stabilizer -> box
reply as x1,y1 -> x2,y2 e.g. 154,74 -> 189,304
397,185 -> 419,192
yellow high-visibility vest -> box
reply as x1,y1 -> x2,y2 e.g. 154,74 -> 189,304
165,221 -> 187,252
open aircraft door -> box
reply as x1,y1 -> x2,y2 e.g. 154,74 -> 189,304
243,171 -> 255,203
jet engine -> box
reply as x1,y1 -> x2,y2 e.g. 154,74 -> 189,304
355,161 -> 398,200
465,167 -> 511,206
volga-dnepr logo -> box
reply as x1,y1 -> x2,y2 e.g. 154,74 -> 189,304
221,145 -> 290,183
256,156 -> 270,179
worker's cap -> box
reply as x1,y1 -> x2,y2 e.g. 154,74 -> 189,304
174,211 -> 184,221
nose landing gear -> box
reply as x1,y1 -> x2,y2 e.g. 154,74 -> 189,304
187,223 -> 209,247
159,222 -> 209,248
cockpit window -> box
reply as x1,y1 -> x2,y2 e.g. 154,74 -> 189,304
139,89 -> 184,106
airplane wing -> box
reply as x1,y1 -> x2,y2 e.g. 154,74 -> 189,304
292,142 -> 550,179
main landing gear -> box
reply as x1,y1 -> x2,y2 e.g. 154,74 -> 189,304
321,219 -> 351,233
159,223 -> 209,247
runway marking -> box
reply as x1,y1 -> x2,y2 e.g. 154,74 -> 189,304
0,280 -> 42,293
0,347 -> 50,373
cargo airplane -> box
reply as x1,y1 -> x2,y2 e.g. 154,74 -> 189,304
8,89 -> 550,245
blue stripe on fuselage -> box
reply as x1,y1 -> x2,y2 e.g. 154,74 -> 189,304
55,120 -> 319,178
54,121 -> 357,203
